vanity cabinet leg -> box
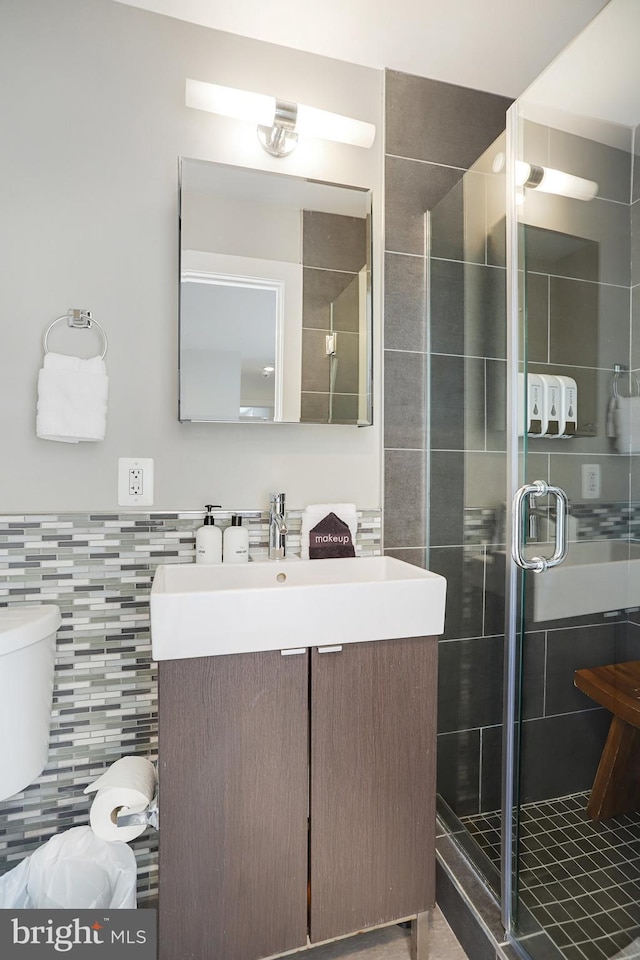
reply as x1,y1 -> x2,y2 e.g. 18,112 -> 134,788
411,910 -> 430,960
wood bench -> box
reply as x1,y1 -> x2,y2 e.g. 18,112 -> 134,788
574,660 -> 640,820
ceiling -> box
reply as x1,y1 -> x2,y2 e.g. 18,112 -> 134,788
114,0 -> 608,98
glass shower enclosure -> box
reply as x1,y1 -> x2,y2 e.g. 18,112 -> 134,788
430,2 -> 640,958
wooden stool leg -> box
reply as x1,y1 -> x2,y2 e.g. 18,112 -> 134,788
587,715 -> 640,821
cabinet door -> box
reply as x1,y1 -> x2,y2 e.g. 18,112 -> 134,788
159,650 -> 309,960
309,636 -> 437,943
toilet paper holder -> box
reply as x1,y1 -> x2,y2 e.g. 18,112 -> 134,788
116,793 -> 159,831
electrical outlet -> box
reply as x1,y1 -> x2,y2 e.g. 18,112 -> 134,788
129,468 -> 143,497
582,463 -> 601,500
118,458 -> 154,506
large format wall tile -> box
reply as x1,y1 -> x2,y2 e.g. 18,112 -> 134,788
544,622 -> 622,716
302,212 -> 366,272
384,350 -> 427,450
427,546 -> 484,641
386,157 -> 463,255
384,253 -> 426,351
385,72 -> 511,170
519,710 -> 611,804
438,636 -> 504,733
430,452 -> 465,547
384,450 -> 426,549
430,354 -> 466,451
437,729 -> 481,817
549,129 -> 632,206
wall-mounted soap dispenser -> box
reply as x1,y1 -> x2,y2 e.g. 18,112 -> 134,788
540,374 -> 561,436
557,375 -> 577,436
196,505 -> 222,564
518,372 -> 578,438
527,373 -> 547,437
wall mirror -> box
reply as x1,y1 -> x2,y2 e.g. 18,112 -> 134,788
179,158 -> 372,425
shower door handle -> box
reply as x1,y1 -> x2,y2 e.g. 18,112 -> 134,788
512,480 -> 569,572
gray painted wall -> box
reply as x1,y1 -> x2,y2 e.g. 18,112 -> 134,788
0,0 -> 382,514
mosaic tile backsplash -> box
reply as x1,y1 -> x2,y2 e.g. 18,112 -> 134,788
464,502 -> 640,547
0,508 -> 381,904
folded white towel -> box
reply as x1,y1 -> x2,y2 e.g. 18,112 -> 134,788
610,395 -> 640,454
301,503 -> 358,560
36,352 -> 109,443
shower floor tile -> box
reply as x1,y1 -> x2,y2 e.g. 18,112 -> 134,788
462,794 -> 640,960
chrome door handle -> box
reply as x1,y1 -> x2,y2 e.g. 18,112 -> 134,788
512,480 -> 569,572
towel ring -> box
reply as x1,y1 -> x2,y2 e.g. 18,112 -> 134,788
43,310 -> 108,360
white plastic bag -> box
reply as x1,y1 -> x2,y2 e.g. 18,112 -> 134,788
0,826 -> 137,909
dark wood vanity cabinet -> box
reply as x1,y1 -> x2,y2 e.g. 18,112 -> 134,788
158,635 -> 437,960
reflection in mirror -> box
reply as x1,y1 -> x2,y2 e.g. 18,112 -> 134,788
179,159 -> 372,425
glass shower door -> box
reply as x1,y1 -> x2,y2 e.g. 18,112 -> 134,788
504,7 -> 640,955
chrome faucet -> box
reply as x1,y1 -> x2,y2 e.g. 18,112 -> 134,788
268,493 -> 287,560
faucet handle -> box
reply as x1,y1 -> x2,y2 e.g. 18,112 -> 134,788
270,492 -> 286,508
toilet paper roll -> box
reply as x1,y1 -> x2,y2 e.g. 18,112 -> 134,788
84,756 -> 156,843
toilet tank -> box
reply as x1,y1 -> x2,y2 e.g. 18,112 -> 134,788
0,605 -> 60,801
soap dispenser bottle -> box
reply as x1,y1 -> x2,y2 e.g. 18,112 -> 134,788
195,505 -> 222,564
223,515 -> 249,564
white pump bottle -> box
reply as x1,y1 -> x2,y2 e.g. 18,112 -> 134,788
195,504 -> 222,564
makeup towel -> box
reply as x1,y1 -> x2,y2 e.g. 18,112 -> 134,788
609,395 -> 640,454
36,352 -> 109,443
301,503 -> 358,560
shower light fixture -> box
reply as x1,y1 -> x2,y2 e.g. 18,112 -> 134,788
186,79 -> 376,157
492,153 -> 598,201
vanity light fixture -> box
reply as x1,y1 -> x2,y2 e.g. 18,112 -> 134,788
186,79 -> 376,158
492,152 -> 598,201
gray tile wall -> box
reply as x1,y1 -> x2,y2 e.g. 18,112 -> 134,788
301,211 -> 367,423
383,69 -> 511,816
0,508 -> 381,901
429,120 -> 635,813
384,70 -> 639,817
383,70 -> 511,571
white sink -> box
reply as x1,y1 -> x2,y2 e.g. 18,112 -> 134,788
150,556 -> 447,661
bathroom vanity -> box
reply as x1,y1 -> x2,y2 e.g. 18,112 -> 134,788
152,556 -> 446,960
158,635 -> 438,960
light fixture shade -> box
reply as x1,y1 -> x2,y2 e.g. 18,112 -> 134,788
186,78 -> 375,151
533,166 -> 598,202
493,153 -> 598,202
186,79 -> 275,127
296,104 -> 376,149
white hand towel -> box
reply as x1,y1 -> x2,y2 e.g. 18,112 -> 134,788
300,503 -> 358,560
611,395 -> 640,454
36,352 -> 109,443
